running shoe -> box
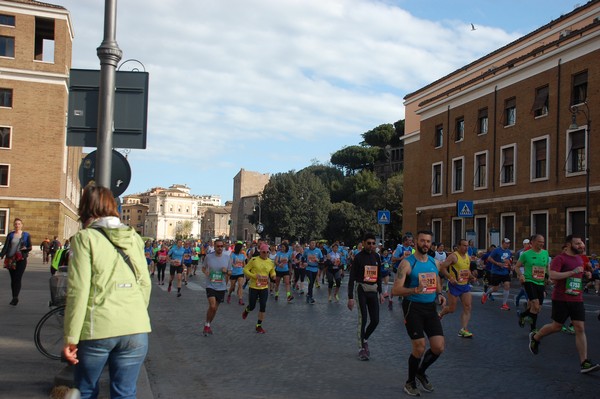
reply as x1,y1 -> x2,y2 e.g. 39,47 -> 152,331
242,309 -> 248,320
275,294 -> 279,301
256,326 -> 266,334
168,283 -> 172,293
415,373 -> 434,392
363,342 -> 370,357
203,326 -> 212,336
562,325 -> 575,334
500,304 -> 510,311
184,280 -> 188,285
403,382 -> 421,397
316,282 -> 321,289
458,328 -> 473,338
298,290 -> 305,295
335,294 -> 340,302
580,359 -> 600,374
239,299 -> 245,306
481,293 -> 488,304
227,295 -> 231,304
177,292 -> 181,297
529,331 -> 539,355
287,295 -> 294,302
383,292 -> 389,298
328,295 -> 332,302
489,293 -> 495,301
358,347 -> 369,361
517,310 -> 525,328
388,301 -> 393,311
307,297 -> 316,305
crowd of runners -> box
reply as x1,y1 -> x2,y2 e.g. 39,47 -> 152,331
142,231 -> 600,397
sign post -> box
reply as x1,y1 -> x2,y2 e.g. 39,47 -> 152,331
378,210 -> 391,246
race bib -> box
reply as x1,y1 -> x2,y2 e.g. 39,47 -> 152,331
279,258 -> 289,267
532,266 -> 545,281
363,265 -> 378,283
458,269 -> 470,283
210,270 -> 224,283
418,272 -> 437,294
171,260 -> 181,267
235,260 -> 245,268
256,274 -> 268,287
308,255 -> 317,263
565,277 -> 582,295
184,254 -> 191,260
158,255 -> 167,262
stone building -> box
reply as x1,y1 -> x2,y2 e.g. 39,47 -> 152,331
230,168 -> 270,241
0,0 -> 81,244
402,0 -> 600,254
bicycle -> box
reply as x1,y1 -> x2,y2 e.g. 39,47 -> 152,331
34,266 -> 68,360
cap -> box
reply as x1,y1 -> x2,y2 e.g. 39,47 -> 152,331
523,239 -> 530,245
503,238 -> 511,243
259,243 -> 269,252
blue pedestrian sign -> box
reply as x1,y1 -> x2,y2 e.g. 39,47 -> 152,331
457,200 -> 474,218
377,210 -> 391,225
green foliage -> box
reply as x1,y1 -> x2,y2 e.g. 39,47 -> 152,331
259,171 -> 330,241
361,124 -> 395,148
330,145 -> 379,175
324,201 -> 377,245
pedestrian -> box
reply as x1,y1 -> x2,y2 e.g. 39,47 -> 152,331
202,239 -> 230,336
347,233 -> 384,361
392,230 -> 446,396
0,218 -> 32,306
439,239 -> 477,338
62,185 -> 151,398
242,243 -> 276,333
40,237 -> 50,264
48,235 -> 62,266
528,235 -> 600,373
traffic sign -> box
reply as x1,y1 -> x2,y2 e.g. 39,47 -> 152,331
457,200 -> 474,218
377,210 -> 391,225
79,150 -> 132,197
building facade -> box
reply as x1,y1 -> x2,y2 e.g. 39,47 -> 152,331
0,0 -> 81,244
230,168 -> 270,241
402,1 -> 600,254
201,204 -> 232,241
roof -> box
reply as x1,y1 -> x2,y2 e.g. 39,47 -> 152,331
404,0 -> 600,100
2,0 -> 66,10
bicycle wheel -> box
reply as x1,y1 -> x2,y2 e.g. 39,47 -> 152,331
34,305 -> 66,360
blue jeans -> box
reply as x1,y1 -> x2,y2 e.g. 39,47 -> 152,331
75,333 -> 148,399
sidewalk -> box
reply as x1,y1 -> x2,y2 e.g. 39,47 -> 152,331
0,252 -> 153,398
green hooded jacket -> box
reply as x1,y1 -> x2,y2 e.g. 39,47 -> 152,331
64,217 -> 151,345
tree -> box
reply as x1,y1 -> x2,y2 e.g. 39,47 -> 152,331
330,145 -> 379,175
324,201 -> 377,246
361,123 -> 395,147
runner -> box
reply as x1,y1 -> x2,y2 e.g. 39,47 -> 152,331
392,230 -> 446,396
481,238 -> 513,310
242,243 -> 276,333
303,240 -> 323,304
201,239 -> 229,336
529,235 -> 600,374
292,243 -> 306,294
227,242 -> 246,305
155,244 -> 168,285
274,242 -> 294,302
326,243 -> 344,302
167,240 -> 185,297
182,241 -> 193,285
347,233 -> 383,361
515,234 -> 549,333
439,239 -> 476,338
191,242 -> 201,276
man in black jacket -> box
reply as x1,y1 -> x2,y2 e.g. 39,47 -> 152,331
347,233 -> 384,361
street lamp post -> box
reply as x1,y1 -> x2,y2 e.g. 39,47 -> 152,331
570,101 -> 592,251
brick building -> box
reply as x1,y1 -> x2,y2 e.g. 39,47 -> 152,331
0,0 -> 81,244
230,168 -> 270,241
402,1 -> 600,254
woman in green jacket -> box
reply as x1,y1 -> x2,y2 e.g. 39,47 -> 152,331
63,185 -> 151,399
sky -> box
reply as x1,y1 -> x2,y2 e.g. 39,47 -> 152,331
57,0 -> 577,203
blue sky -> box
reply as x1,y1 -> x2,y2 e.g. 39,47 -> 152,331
59,0 -> 576,203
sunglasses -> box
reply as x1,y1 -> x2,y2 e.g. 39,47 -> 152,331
365,241 -> 376,245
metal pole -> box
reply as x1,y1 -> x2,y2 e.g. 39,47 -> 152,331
586,120 -> 591,251
96,0 -> 122,188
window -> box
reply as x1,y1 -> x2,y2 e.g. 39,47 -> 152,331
531,136 -> 549,181
500,213 -> 515,248
0,208 -> 8,235
0,36 -> 14,57
0,164 -> 9,186
431,219 -> 442,245
0,126 -> 10,149
35,17 -> 55,63
504,97 -> 516,126
572,71 -> 587,106
452,157 -> 464,193
531,211 -> 548,239
455,117 -> 464,142
500,144 -> 516,185
475,216 -> 487,250
432,162 -> 442,195
434,125 -> 443,148
567,207 -> 585,238
567,129 -> 586,174
0,14 -> 15,27
452,218 -> 464,248
532,85 -> 549,117
474,151 -> 488,189
0,88 -> 12,108
478,108 -> 488,135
